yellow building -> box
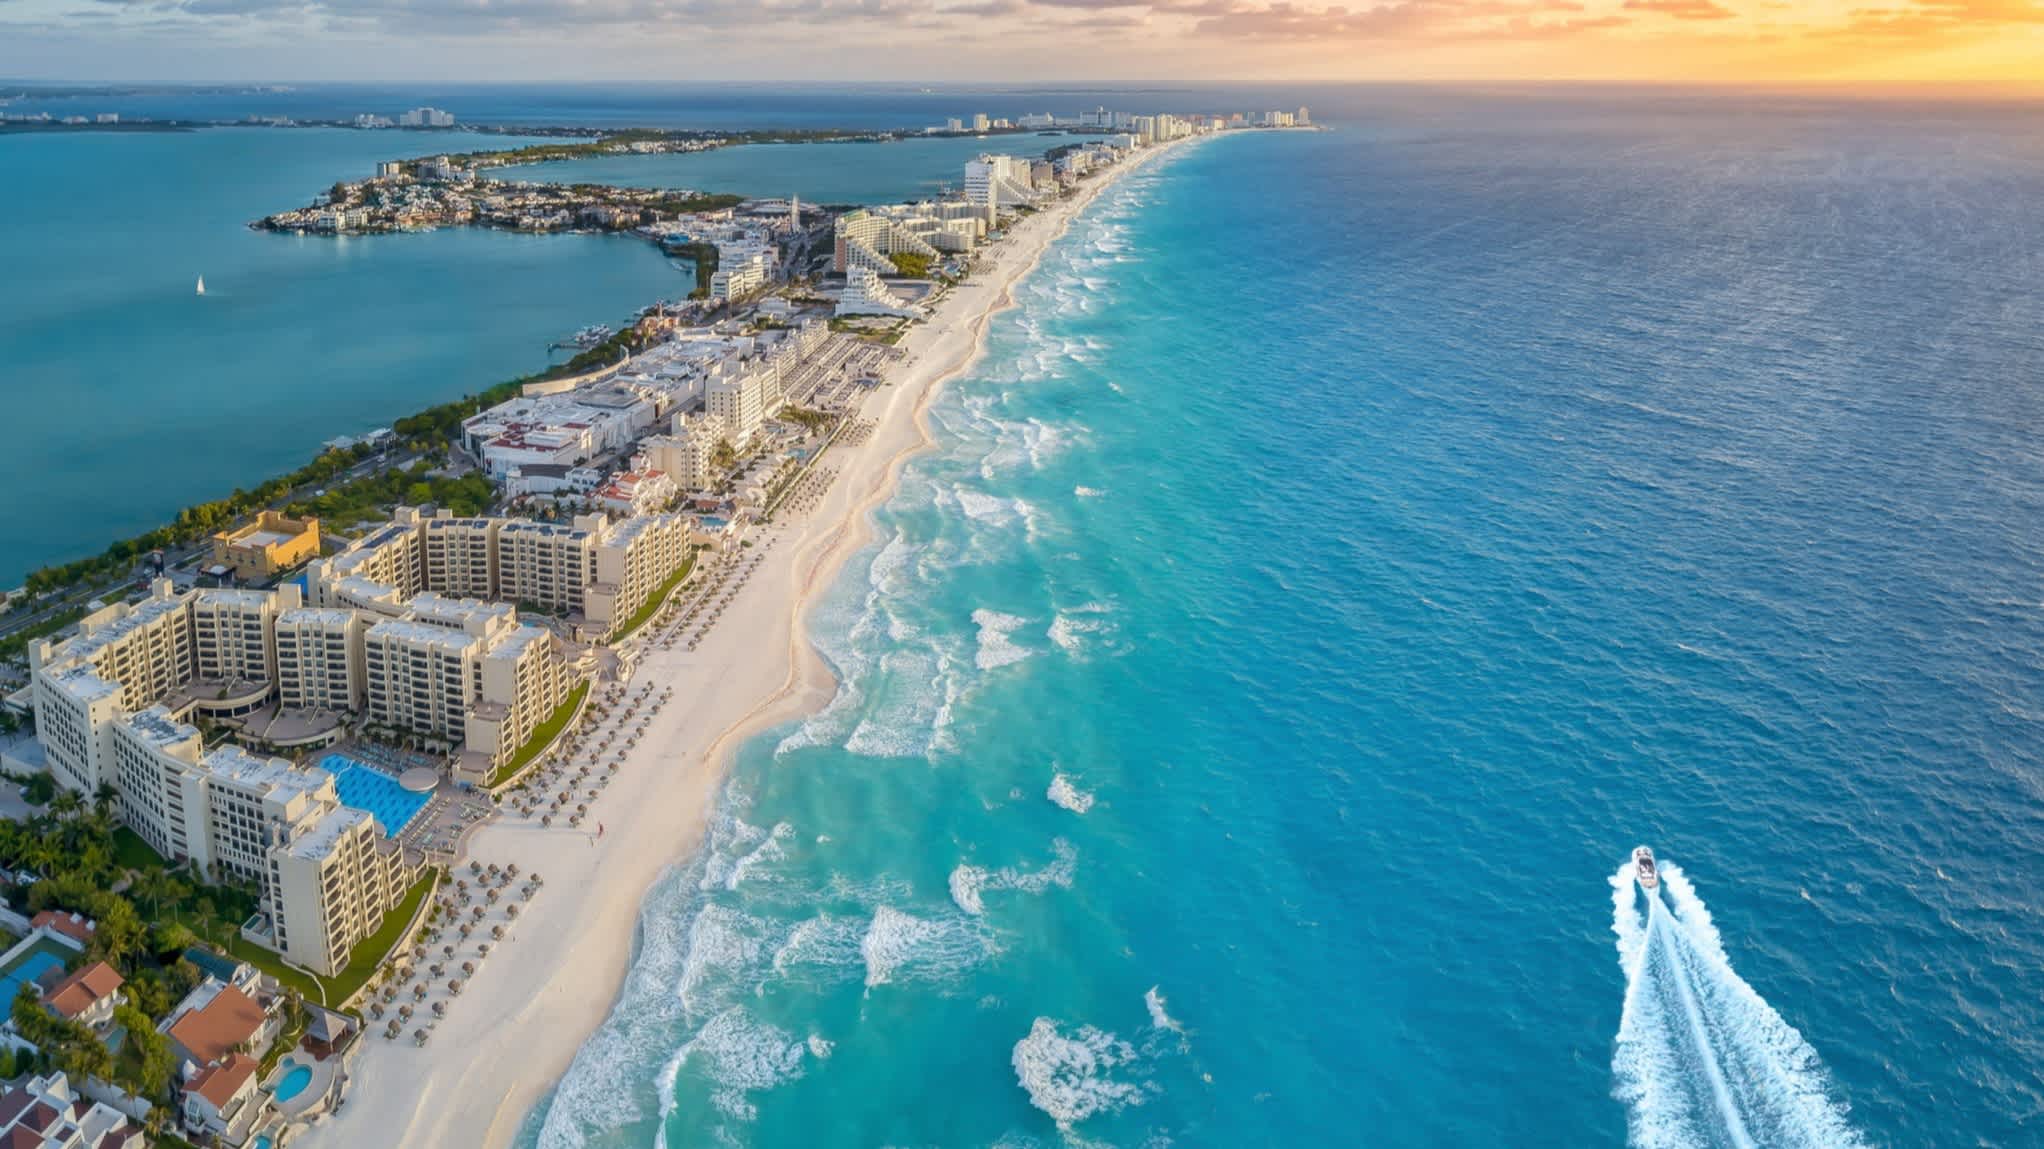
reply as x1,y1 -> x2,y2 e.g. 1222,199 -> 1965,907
211,511 -> 321,581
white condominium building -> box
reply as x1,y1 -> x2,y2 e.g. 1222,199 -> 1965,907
641,423 -> 718,491
965,154 -> 1039,212
586,514 -> 693,639
47,582 -> 195,712
833,209 -> 942,275
421,516 -> 502,600
326,511 -> 428,600
188,587 -> 291,715
466,624 -> 568,766
363,619 -> 486,746
836,266 -> 924,320
34,664 -> 126,793
270,801 -> 407,976
107,716 -> 412,976
31,580 -> 300,791
705,364 -> 782,451
274,608 -> 368,714
361,593 -> 570,768
710,249 -> 771,302
497,519 -> 599,618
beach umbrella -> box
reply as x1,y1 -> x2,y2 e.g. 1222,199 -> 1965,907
448,979 -> 462,993
414,1029 -> 429,1045
433,1002 -> 447,1018
462,961 -> 476,975
399,1004 -> 414,1019
507,903 -> 521,919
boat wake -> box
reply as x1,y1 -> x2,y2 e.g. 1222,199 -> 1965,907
1610,858 -> 1867,1149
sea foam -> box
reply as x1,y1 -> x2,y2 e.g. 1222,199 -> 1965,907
1011,1017 -> 1147,1130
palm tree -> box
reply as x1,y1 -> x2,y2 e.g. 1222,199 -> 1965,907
92,782 -> 119,822
48,790 -> 83,821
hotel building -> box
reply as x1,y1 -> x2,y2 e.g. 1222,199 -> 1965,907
209,510 -> 321,582
105,708 -> 413,977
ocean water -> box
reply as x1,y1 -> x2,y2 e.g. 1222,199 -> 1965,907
495,134 -> 1070,206
524,99 -> 2044,1149
0,127 -> 688,583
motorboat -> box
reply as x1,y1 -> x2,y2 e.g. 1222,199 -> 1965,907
1633,845 -> 1659,892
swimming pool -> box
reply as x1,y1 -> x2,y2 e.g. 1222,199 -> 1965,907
271,1064 -> 313,1103
319,755 -> 431,838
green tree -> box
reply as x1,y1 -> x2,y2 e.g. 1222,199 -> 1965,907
113,1004 -> 175,1098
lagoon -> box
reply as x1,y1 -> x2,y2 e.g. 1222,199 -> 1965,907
0,127 -> 688,585
495,133 -> 1072,205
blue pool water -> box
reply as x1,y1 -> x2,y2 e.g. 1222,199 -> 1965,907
271,1065 -> 313,1103
0,948 -> 68,1008
526,94 -> 2044,1149
321,755 -> 431,838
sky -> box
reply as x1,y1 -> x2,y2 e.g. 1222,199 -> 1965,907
2,0 -> 2042,90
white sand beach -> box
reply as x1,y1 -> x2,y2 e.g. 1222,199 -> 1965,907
296,136 -> 1186,1149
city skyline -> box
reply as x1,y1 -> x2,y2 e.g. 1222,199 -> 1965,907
3,0 -> 2043,92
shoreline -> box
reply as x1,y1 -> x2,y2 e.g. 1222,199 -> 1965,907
294,134 -> 1195,1149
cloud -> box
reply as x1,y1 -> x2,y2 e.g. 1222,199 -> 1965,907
1841,0 -> 2044,35
1180,0 -> 1624,38
1623,0 -> 1734,18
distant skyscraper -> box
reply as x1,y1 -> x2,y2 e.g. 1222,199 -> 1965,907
972,113 -> 990,132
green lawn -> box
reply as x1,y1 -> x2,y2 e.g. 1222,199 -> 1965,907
111,827 -> 166,872
607,558 -> 696,643
487,682 -> 590,789
223,869 -> 437,1007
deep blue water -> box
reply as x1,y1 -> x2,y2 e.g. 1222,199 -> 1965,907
525,101 -> 2044,1149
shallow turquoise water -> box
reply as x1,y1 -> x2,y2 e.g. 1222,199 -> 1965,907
0,127 -> 688,583
526,99 -> 2044,1149
495,134 -> 1070,205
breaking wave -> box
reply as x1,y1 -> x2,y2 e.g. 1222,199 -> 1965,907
1047,773 -> 1095,814
1011,1017 -> 1148,1131
974,608 -> 1037,671
949,839 -> 1079,915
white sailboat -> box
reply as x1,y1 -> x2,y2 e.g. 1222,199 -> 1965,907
195,275 -> 206,296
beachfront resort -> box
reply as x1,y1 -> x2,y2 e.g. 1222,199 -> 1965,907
0,103 -> 1298,1148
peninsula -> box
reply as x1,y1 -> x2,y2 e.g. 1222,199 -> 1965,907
0,104 -> 1300,1149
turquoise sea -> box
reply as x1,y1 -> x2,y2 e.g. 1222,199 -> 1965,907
0,126 -> 689,584
495,134 -> 1069,205
522,98 -> 2044,1149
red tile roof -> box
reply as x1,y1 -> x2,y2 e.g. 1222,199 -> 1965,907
166,984 -> 266,1064
42,962 -> 122,1020
188,1052 -> 257,1109
28,912 -> 94,945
